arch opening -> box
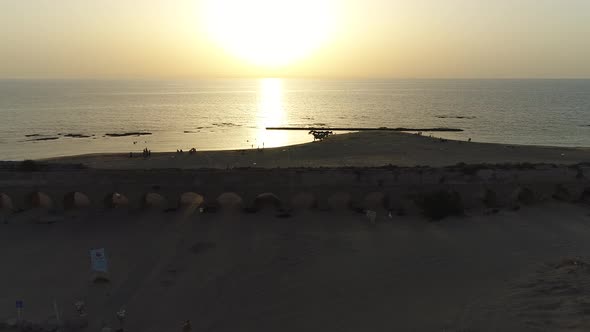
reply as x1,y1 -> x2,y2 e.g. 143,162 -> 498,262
104,192 -> 129,209
26,191 -> 53,209
64,192 -> 91,210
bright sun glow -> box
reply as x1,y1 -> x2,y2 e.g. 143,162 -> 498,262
202,0 -> 335,67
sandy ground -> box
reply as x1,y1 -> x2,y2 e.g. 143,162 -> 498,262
6,131 -> 588,331
2,203 -> 590,331
46,131 -> 590,169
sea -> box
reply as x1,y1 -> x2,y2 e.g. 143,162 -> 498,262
1,78 -> 589,161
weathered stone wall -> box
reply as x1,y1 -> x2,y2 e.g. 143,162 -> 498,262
0,166 -> 588,213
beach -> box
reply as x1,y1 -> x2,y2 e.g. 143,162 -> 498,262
5,0 -> 590,330
1,131 -> 589,331
2,204 -> 590,331
3,79 -> 590,161
46,131 -> 590,169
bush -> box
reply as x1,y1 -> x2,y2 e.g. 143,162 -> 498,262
516,187 -> 535,205
453,162 -> 489,176
418,190 -> 464,221
17,160 -> 42,172
482,189 -> 499,208
552,184 -> 571,201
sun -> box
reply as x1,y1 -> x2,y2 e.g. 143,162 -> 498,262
201,0 -> 335,67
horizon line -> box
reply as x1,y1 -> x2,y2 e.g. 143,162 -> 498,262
2,76 -> 590,81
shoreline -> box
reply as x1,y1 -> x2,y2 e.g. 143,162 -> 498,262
36,131 -> 590,170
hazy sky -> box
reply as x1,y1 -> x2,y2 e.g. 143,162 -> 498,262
1,0 -> 590,79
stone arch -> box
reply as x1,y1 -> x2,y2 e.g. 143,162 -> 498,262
142,192 -> 167,209
363,192 -> 387,210
254,193 -> 282,211
0,193 -> 14,211
328,192 -> 352,211
418,190 -> 464,220
63,192 -> 91,210
26,191 -> 53,209
217,192 -> 243,210
552,184 -> 571,202
290,192 -> 317,210
512,187 -> 535,206
179,192 -> 204,208
104,192 -> 129,209
481,188 -> 499,208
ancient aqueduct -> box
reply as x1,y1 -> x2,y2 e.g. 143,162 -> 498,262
0,166 -> 589,216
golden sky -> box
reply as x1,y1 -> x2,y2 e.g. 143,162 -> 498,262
1,0 -> 590,79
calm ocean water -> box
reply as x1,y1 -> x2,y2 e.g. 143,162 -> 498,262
1,79 -> 589,160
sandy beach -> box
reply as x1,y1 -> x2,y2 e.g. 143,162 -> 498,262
5,0 -> 590,330
46,131 -> 590,169
1,204 -> 590,331
0,131 -> 589,331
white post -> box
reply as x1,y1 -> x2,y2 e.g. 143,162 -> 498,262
53,300 -> 61,326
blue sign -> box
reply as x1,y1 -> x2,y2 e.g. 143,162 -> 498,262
90,248 -> 108,273
16,300 -> 23,309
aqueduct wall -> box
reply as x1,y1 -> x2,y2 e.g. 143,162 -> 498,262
0,166 -> 588,214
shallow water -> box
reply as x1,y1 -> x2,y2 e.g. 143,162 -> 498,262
1,78 -> 589,160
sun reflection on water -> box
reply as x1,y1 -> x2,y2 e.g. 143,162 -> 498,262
254,78 -> 288,148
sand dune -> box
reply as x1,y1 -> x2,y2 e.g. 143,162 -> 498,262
46,131 -> 590,169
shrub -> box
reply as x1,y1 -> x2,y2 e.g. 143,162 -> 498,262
17,160 -> 42,172
418,190 -> 464,221
482,189 -> 499,208
454,163 -> 489,176
552,184 -> 571,201
516,187 -> 535,205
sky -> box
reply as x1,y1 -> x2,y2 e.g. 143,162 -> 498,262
1,0 -> 590,79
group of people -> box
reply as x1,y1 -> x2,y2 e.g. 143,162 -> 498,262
176,147 -> 197,154
129,148 -> 151,158
417,131 -> 473,143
